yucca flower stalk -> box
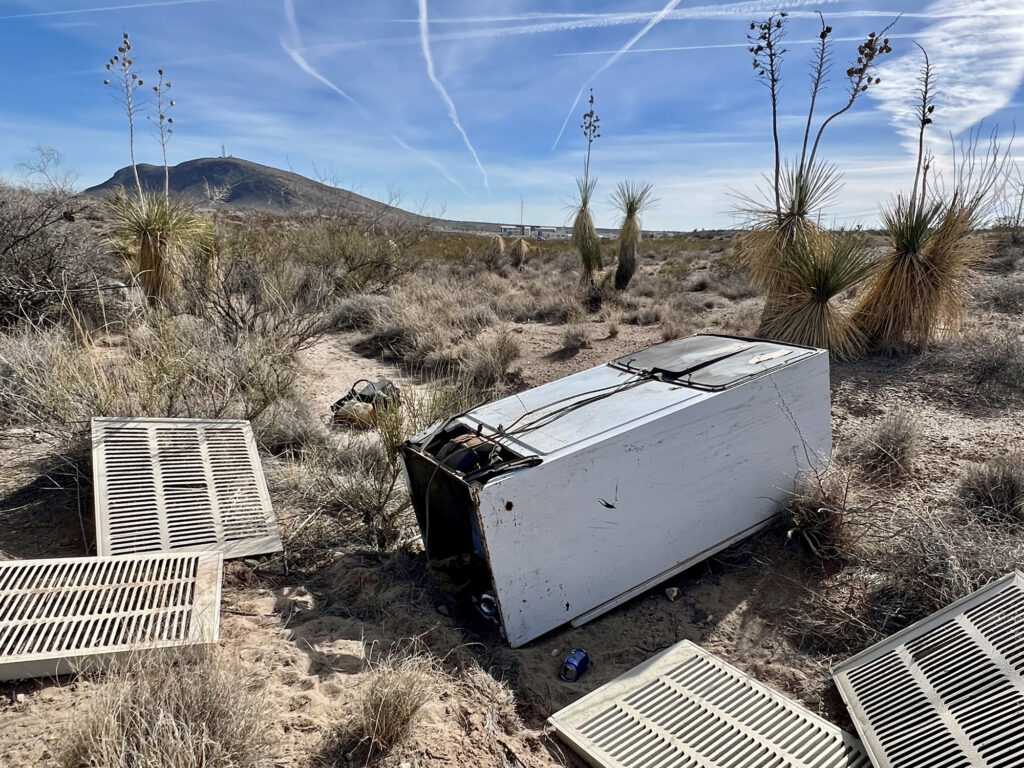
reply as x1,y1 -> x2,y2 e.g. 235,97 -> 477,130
762,231 -> 877,359
104,188 -> 205,304
573,90 -> 602,286
610,180 -> 655,290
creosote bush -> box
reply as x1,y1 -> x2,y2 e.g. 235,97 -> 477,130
55,646 -> 271,768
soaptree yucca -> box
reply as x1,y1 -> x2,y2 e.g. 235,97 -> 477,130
853,195 -> 977,348
852,46 -> 1001,349
509,236 -> 530,268
573,90 -> 602,287
761,231 -> 877,359
610,180 -> 655,290
573,176 -> 601,280
738,160 -> 841,296
742,12 -> 895,334
104,188 -> 205,303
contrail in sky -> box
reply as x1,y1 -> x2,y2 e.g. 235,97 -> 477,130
551,0 -> 683,151
0,0 -> 212,20
280,0 -> 468,195
417,0 -> 489,189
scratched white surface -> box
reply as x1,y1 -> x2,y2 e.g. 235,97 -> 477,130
462,342 -> 832,647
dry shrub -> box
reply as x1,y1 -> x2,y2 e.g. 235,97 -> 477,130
460,327 -> 520,393
876,508 -> 1024,627
846,411 -> 917,481
55,646 -> 271,768
930,324 -> 1024,397
783,470 -> 853,561
561,324 -> 591,350
0,313 -> 295,442
959,455 -> 1024,522
0,178 -> 110,328
322,646 -> 446,763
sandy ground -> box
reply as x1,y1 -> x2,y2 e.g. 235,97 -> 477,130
2,244 -> 1023,767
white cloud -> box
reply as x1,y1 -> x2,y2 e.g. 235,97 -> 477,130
871,0 -> 1024,161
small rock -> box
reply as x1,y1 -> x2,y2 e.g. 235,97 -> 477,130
665,587 -> 682,602
15,693 -> 26,703
435,603 -> 450,617
692,608 -> 709,623
551,648 -> 561,657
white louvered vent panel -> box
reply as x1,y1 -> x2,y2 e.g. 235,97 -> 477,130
834,571 -> 1024,768
549,640 -> 870,768
0,552 -> 222,680
93,417 -> 281,559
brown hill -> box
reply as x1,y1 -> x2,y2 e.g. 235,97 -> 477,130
82,157 -> 433,226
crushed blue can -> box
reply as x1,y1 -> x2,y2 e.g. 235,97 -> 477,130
559,648 -> 590,682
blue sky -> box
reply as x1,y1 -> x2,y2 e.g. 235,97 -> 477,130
1,0 -> 1022,229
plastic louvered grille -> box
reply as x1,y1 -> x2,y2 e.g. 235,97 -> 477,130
836,575 -> 1024,768
551,641 -> 869,768
0,553 -> 221,680
93,418 -> 280,559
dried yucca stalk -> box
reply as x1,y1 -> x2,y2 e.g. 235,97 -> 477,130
509,237 -> 530,268
761,231 -> 877,359
610,180 -> 655,290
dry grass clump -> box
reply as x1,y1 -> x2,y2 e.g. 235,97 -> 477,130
0,313 -> 295,443
977,273 -> 1024,314
959,455 -> 1024,522
482,234 -> 506,270
561,324 -> 591,350
622,305 -> 661,326
930,324 -> 1024,397
846,411 -> 917,481
332,294 -> 392,331
322,646 -> 446,763
55,646 -> 271,768
460,327 -> 520,393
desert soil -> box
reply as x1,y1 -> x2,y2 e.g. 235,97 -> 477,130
2,244 -> 1022,768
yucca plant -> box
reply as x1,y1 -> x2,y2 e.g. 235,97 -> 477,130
104,188 -> 205,303
739,160 -> 841,297
852,46 -> 991,349
762,231 -> 877,358
573,176 -> 602,281
509,236 -> 530,268
853,196 -> 976,347
610,180 -> 655,290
